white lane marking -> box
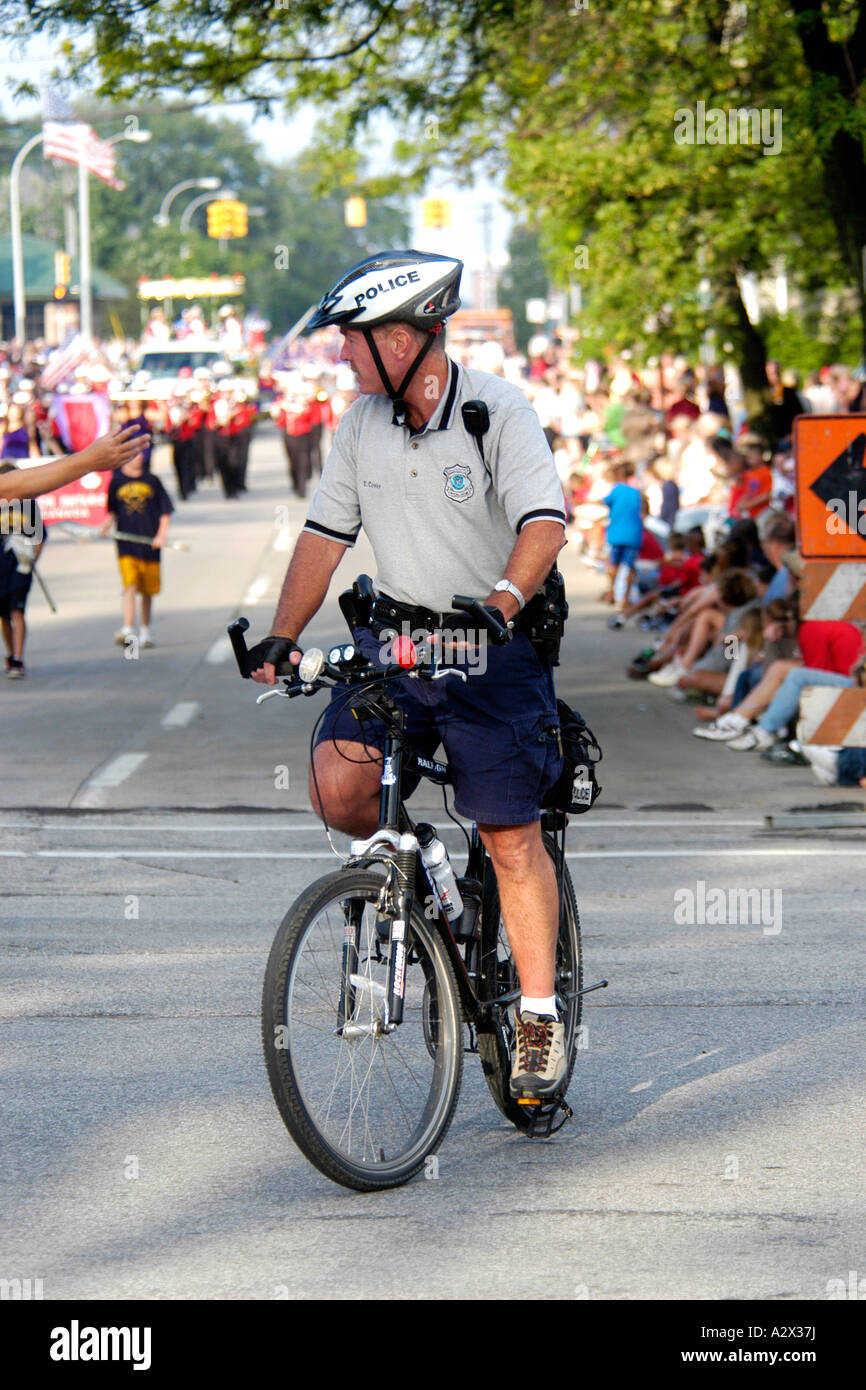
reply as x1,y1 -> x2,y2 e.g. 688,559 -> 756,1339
242,574 -> 270,605
161,701 -> 200,730
0,818 -> 766,833
563,848 -> 866,857
205,635 -> 232,665
273,526 -> 292,552
15,846 -> 866,860
72,754 -> 149,810
0,822 -> 332,832
569,819 -> 765,828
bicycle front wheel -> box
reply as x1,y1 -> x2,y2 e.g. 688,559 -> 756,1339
262,868 -> 464,1191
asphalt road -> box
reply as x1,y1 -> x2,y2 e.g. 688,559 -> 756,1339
2,427 -> 864,1303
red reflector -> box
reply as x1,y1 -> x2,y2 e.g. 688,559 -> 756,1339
392,636 -> 417,669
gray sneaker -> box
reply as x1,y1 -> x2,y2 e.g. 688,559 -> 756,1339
510,1011 -> 566,1098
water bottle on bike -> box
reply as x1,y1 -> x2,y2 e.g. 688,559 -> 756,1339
416,823 -> 464,922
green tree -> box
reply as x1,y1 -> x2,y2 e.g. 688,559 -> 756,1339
496,225 -> 549,353
4,0 -> 865,392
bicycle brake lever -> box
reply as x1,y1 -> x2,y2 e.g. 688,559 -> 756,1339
428,667 -> 467,682
255,685 -> 293,703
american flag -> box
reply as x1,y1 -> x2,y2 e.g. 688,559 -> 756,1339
42,121 -> 125,190
39,334 -> 90,391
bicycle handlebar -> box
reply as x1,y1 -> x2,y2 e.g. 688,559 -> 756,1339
229,614 -> 418,695
228,618 -> 301,680
228,617 -> 252,678
450,595 -> 514,646
229,585 -> 513,691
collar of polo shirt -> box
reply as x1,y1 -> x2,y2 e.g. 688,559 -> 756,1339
405,359 -> 461,436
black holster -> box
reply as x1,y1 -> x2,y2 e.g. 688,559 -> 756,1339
520,567 -> 569,666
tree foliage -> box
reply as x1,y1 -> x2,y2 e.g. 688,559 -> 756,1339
3,0 -> 865,374
496,224 -> 549,353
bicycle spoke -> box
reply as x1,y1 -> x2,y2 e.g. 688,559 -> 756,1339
376,1042 -> 417,1138
277,876 -> 460,1177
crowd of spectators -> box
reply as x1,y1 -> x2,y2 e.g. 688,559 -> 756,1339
3,316 -> 866,787
524,342 -> 866,793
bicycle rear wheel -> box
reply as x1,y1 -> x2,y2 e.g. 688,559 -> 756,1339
262,868 -> 463,1191
477,832 -> 582,1131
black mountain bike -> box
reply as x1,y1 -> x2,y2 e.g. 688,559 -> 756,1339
229,593 -> 606,1192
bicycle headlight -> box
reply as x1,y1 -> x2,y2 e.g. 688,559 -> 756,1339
298,648 -> 325,683
328,644 -> 356,666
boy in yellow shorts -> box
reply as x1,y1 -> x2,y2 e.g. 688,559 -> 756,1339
103,450 -> 173,648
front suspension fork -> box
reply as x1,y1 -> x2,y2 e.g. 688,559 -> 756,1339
337,897 -> 363,1030
385,848 -> 417,1027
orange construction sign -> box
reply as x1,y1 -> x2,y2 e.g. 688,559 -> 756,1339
794,414 -> 866,558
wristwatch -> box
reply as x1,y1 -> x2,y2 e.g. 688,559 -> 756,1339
494,578 -> 526,610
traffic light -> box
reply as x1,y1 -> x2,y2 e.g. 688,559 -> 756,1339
207,201 -> 225,238
207,199 -> 248,238
420,197 -> 452,229
344,197 -> 367,228
54,250 -> 70,300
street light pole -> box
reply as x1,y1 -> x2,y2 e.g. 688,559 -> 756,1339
178,188 -> 234,235
78,128 -> 151,343
154,177 -> 221,227
77,150 -> 93,340
10,131 -> 45,343
10,125 -> 150,347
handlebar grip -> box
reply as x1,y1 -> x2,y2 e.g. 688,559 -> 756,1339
228,617 -> 251,678
451,595 -> 513,646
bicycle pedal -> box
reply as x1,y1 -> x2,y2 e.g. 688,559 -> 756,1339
522,1095 -> 573,1138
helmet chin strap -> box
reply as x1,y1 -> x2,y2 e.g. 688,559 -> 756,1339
363,326 -> 440,425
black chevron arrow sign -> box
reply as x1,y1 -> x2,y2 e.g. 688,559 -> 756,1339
809,432 -> 866,540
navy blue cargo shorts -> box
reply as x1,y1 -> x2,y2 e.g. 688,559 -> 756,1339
0,572 -> 33,619
313,625 -> 563,825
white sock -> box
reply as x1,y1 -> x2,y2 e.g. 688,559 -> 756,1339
140,626 -> 151,640
720,711 -> 747,730
120,625 -> 133,637
521,995 -> 558,1019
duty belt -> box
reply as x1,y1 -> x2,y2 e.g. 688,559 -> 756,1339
370,593 -> 491,636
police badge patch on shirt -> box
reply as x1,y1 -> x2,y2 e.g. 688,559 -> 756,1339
443,463 -> 473,503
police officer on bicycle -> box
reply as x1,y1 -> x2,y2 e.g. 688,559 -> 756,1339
250,250 -> 569,1099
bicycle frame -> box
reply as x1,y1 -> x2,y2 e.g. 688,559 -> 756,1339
345,691 -> 523,1032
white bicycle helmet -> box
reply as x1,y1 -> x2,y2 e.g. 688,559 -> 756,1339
307,250 -> 462,332
307,250 -> 462,422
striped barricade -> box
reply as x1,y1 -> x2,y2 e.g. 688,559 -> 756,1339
797,685 -> 866,748
800,561 -> 866,622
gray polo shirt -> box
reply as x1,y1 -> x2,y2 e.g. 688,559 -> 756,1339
304,359 -> 566,611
